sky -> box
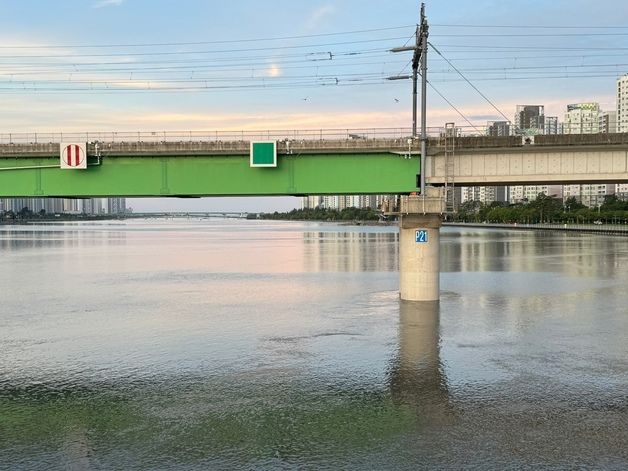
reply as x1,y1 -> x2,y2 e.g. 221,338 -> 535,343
1,0 -> 627,212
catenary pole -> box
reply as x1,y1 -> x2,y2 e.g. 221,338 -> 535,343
419,3 -> 428,195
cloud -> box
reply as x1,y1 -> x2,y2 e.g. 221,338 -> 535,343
92,0 -> 124,8
304,5 -> 336,32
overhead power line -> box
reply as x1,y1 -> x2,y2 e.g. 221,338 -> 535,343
0,26 -> 415,49
430,73 -> 628,82
0,78 -> 395,94
434,44 -> 628,51
427,52 -> 628,61
0,49 -> 390,70
426,81 -> 482,133
431,62 -> 628,72
428,42 -> 511,123
432,32 -> 628,37
0,59 -> 406,77
431,24 -> 628,29
0,37 -> 409,59
0,71 -> 390,85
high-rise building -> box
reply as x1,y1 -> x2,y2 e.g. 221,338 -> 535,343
616,184 -> 628,200
564,184 -> 615,208
560,102 -> 612,206
301,194 -> 391,211
515,105 -> 545,135
487,121 -> 511,137
599,111 -> 617,133
82,198 -> 97,214
0,198 -> 77,214
107,198 -> 126,214
319,196 -> 338,209
301,196 -> 320,210
564,103 -> 600,134
508,185 -> 552,204
337,195 -> 358,211
545,116 -> 559,135
63,199 -> 82,214
460,186 -> 507,205
617,75 -> 628,133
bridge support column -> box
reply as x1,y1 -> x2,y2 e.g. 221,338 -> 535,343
399,190 -> 445,302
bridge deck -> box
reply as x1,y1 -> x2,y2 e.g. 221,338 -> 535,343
0,139 -> 420,198
1,133 -> 628,197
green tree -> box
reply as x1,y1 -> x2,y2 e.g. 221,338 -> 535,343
564,196 -> 586,212
529,193 -> 563,222
601,194 -> 628,212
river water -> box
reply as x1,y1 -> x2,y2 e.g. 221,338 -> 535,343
1,220 -> 627,470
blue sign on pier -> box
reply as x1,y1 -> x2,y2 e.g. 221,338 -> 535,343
415,230 -> 428,243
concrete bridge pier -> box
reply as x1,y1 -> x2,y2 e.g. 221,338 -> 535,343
399,189 -> 445,302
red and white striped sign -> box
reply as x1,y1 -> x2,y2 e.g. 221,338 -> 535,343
60,143 -> 87,169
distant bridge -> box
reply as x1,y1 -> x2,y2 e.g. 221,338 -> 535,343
131,212 -> 252,219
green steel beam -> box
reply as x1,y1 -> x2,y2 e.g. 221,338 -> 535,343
0,152 -> 419,197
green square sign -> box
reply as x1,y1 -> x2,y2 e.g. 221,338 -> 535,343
250,141 -> 277,167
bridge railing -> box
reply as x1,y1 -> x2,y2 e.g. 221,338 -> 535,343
0,126 -> 488,144
0,128 -> 412,144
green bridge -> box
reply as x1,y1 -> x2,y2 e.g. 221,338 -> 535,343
0,139 -> 419,198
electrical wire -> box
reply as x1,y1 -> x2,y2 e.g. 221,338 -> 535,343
0,26 -> 415,49
0,78 -> 396,94
0,47 -> 390,68
431,32 -> 628,37
429,73 -> 628,82
433,44 -> 628,51
431,24 -> 628,29
429,62 -> 628,72
427,52 -> 628,62
426,81 -> 483,133
0,37 -> 409,59
428,43 -> 511,123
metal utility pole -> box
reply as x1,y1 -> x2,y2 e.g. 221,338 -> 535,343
411,22 -> 420,138
390,3 -> 428,194
418,3 -> 428,195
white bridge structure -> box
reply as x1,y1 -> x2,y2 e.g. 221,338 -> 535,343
426,133 -> 628,186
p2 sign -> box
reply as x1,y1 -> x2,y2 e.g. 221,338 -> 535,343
415,230 -> 428,243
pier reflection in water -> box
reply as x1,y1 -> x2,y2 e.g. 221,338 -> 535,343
0,298 -> 451,470
389,301 -> 452,425
1,221 -> 628,469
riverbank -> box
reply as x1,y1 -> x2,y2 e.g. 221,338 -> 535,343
445,221 -> 628,235
0,215 -> 127,225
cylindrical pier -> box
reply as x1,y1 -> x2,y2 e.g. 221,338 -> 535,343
399,213 -> 442,301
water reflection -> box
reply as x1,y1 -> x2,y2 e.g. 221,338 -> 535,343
303,230 -> 397,272
389,301 -> 453,424
442,228 -> 628,279
1,299 -> 455,470
0,226 -> 128,252
2,221 -> 628,468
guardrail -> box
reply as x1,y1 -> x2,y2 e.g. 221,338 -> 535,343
3,127 -> 626,148
0,127 -> 428,144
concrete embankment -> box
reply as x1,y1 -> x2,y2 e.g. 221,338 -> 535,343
444,222 -> 628,235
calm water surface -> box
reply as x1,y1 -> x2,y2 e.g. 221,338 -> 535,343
1,219 -> 627,470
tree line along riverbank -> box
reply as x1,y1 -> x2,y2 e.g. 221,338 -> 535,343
259,207 -> 381,222
4,193 -> 628,226
454,194 -> 628,225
